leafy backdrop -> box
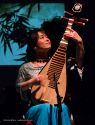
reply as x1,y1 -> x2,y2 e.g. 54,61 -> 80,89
0,3 -> 65,65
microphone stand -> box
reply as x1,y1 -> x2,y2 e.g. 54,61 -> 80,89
54,73 -> 62,125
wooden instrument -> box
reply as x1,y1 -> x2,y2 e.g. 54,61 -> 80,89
31,4 -> 88,105
31,19 -> 74,105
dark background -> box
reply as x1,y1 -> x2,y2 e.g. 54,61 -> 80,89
0,1 -> 95,125
66,1 -> 95,124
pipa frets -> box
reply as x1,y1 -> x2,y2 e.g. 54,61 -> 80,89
31,18 -> 74,104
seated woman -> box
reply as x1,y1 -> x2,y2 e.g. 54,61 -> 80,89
16,27 -> 84,125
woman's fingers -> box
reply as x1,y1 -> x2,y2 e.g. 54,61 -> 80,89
64,28 -> 82,42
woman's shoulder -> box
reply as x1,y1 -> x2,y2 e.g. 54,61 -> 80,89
19,62 -> 33,71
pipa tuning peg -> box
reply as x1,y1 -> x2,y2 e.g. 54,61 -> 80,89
79,18 -> 89,23
64,11 -> 73,16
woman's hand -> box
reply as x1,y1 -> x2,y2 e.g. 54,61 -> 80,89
35,74 -> 48,87
63,28 -> 83,43
63,28 -> 85,69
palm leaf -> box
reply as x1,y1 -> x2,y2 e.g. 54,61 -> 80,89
15,56 -> 26,62
4,39 -> 7,55
18,53 -> 26,56
0,3 -> 35,56
7,40 -> 13,54
0,13 -> 8,18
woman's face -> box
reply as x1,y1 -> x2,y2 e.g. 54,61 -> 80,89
36,31 -> 51,50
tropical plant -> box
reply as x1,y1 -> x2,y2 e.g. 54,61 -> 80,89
0,3 -> 40,62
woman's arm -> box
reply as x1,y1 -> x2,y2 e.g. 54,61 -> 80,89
64,28 -> 85,69
16,75 -> 40,91
76,40 -> 85,69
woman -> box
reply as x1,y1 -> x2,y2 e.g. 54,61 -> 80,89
16,28 -> 84,125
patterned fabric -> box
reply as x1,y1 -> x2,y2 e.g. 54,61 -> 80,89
16,62 -> 43,101
16,62 -> 71,125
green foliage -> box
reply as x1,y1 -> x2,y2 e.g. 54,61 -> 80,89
0,3 -> 37,55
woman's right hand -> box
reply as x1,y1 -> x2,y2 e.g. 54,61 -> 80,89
33,74 -> 48,87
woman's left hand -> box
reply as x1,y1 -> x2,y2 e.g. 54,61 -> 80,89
63,28 -> 83,43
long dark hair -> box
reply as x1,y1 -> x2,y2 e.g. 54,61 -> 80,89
26,18 -> 68,62
26,28 -> 46,62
